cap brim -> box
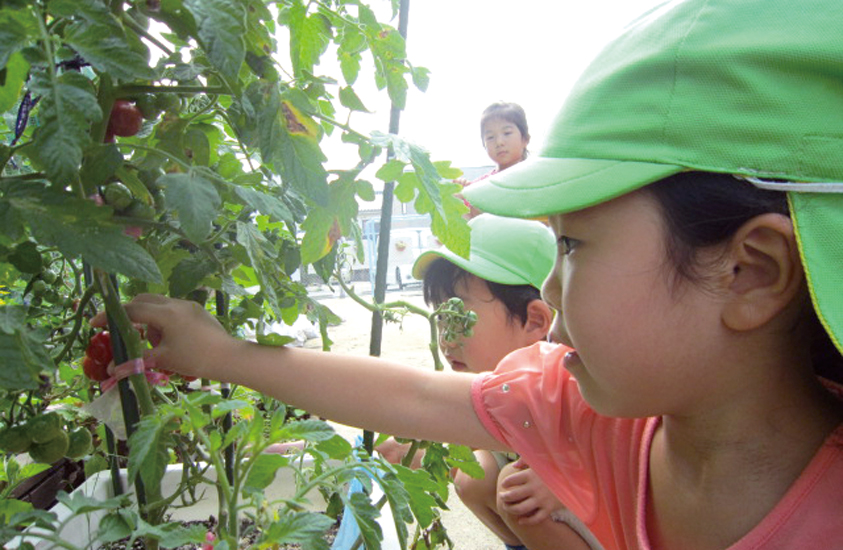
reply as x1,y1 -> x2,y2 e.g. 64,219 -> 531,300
790,192 -> 843,356
463,157 -> 685,218
412,248 -> 536,286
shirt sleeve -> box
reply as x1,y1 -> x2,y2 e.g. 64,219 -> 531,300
471,341 -> 602,522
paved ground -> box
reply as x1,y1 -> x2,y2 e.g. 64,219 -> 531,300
303,285 -> 502,550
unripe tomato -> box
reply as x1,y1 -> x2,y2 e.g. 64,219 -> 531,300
135,94 -> 162,120
103,183 -> 134,211
66,428 -> 93,459
153,93 -> 180,113
30,279 -> 47,296
29,431 -> 69,464
27,412 -> 63,444
0,425 -> 32,453
107,100 -> 143,137
123,200 -> 156,221
40,270 -> 57,285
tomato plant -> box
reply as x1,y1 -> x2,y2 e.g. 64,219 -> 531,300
0,1 -> 473,549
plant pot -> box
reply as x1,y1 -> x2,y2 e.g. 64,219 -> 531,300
13,458 -> 402,550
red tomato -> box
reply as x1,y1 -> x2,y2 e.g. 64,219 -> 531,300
83,355 -> 109,382
106,100 -> 143,137
85,331 -> 113,367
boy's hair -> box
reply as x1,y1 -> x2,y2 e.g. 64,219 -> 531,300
648,171 -> 842,383
423,258 -> 541,326
480,102 -> 530,142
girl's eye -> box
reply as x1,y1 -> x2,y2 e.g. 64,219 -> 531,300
558,236 -> 579,255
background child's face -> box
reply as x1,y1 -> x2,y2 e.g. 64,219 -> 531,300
439,275 -> 541,374
482,117 -> 529,171
543,190 -> 727,418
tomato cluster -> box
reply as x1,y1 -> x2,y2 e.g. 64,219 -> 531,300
0,412 -> 93,464
83,331 -> 113,382
82,330 -> 196,383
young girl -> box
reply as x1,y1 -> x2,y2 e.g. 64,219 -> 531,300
95,0 -> 843,548
458,102 -> 530,217
389,214 -> 597,550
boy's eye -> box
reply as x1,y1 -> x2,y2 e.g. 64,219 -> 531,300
558,236 -> 579,255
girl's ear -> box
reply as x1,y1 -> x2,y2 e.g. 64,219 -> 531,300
721,213 -> 804,331
524,298 -> 554,340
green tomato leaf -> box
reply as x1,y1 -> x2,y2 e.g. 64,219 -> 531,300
234,186 -> 294,225
55,0 -> 156,81
168,256 -> 217,298
26,203 -> 162,284
184,0 -> 246,83
287,2 -> 330,77
160,170 -> 221,244
0,329 -> 49,390
127,415 -> 173,493
0,305 -> 26,334
375,159 -> 406,183
343,491 -> 383,550
339,50 -> 361,86
277,419 -> 336,443
0,9 -> 38,70
262,511 -> 336,548
243,453 -> 288,492
28,71 -> 101,185
391,464 -> 442,528
235,221 -> 283,317
80,143 -> 124,191
0,52 -> 28,113
339,86 -> 369,112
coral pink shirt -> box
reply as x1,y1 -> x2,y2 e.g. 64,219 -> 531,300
471,342 -> 843,550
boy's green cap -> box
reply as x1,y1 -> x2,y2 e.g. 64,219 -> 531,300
412,214 -> 555,290
463,0 -> 843,354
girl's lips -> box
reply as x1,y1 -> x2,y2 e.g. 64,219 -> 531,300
448,360 -> 468,372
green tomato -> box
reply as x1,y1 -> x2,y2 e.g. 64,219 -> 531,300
65,428 -> 93,460
40,270 -> 57,285
28,431 -> 69,464
153,93 -> 181,113
0,425 -> 32,453
135,93 -> 162,120
123,200 -> 156,221
27,412 -> 63,444
30,279 -> 47,297
103,183 -> 134,211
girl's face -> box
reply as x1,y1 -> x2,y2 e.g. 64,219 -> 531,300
482,117 -> 529,171
542,190 -> 727,417
439,275 -> 539,374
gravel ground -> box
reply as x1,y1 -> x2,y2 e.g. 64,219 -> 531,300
305,286 -> 502,550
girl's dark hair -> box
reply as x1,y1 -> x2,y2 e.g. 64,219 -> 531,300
648,171 -> 843,382
422,258 -> 541,326
480,102 -> 530,146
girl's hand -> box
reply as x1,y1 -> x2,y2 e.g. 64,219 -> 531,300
90,293 -> 233,381
497,459 -> 566,526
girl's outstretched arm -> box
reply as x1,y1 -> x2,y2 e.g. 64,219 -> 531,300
92,294 -> 504,450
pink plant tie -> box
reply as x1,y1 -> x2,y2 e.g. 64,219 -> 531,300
101,358 -> 169,392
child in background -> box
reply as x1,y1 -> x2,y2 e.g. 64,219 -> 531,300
377,214 -> 596,550
457,102 -> 530,218
96,1 -> 843,548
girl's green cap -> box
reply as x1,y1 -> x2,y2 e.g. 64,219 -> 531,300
463,0 -> 843,355
412,214 -> 555,290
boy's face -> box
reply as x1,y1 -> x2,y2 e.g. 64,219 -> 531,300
482,117 -> 529,171
439,275 -> 542,374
